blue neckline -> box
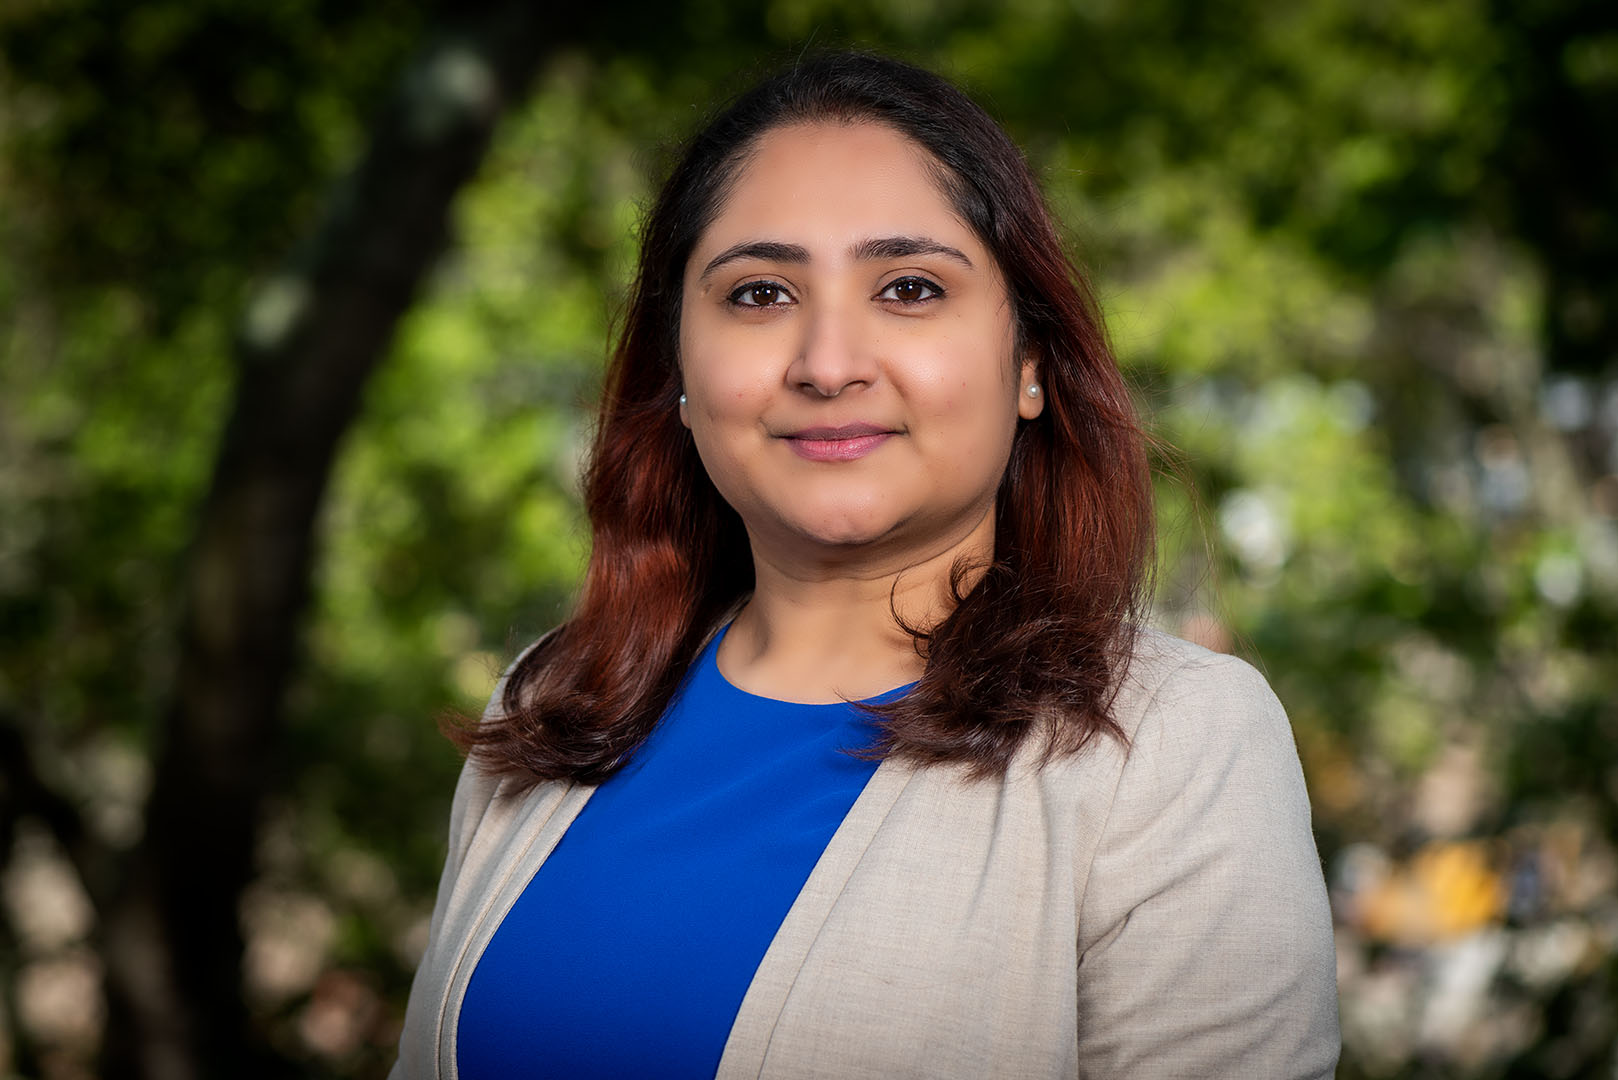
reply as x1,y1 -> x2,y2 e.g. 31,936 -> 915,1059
703,623 -> 918,709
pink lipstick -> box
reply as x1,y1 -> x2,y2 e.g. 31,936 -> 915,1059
784,423 -> 896,462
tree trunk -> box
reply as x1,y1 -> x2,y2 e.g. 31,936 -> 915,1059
98,5 -> 574,1077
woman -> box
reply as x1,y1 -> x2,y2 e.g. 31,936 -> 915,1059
394,52 -> 1339,1079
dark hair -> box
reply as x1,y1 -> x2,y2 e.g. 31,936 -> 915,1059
450,51 -> 1154,783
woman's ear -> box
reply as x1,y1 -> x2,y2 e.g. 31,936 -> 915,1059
678,391 -> 691,428
1017,356 -> 1044,420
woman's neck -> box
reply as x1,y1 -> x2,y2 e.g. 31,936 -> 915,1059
716,508 -> 995,703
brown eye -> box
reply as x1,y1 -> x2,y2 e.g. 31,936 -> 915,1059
879,276 -> 942,304
728,280 -> 792,307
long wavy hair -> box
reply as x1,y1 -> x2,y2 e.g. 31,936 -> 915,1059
450,51 -> 1155,784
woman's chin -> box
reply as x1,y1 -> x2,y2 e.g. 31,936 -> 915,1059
754,500 -> 991,566
758,505 -> 910,555
793,518 -> 900,551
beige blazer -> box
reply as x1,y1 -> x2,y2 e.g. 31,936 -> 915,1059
392,631 -> 1340,1078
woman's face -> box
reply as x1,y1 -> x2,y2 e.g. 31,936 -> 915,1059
678,121 -> 1042,568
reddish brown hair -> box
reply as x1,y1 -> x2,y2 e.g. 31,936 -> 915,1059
452,52 -> 1154,783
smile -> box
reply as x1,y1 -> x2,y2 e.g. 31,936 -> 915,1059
783,424 -> 897,462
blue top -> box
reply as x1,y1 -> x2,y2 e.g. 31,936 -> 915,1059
456,628 -> 903,1079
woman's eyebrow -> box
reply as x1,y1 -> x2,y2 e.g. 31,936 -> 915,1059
850,235 -> 973,268
699,235 -> 974,280
699,240 -> 809,279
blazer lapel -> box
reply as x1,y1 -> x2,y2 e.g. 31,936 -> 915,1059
433,780 -> 596,1078
715,758 -> 920,1079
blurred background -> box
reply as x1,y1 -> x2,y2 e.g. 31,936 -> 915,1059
1,0 -> 1615,1077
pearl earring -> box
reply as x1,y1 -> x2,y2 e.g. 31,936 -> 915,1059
679,393 -> 687,406
1026,384 -> 1041,398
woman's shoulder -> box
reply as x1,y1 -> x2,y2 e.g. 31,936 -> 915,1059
445,632 -> 561,807
1023,627 -> 1308,813
1110,627 -> 1291,747
1006,629 -> 1298,816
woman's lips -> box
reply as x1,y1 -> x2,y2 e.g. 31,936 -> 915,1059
784,424 -> 896,462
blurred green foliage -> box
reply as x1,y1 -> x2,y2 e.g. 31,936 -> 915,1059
1,0 -> 1615,1076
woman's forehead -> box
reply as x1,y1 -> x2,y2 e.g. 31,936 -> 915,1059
689,121 -> 982,268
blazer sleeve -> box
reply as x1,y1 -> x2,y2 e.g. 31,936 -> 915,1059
390,754 -> 501,1079
390,645 -> 541,1079
1074,652 -> 1341,1079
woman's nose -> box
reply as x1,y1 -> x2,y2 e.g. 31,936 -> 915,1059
786,302 -> 877,398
